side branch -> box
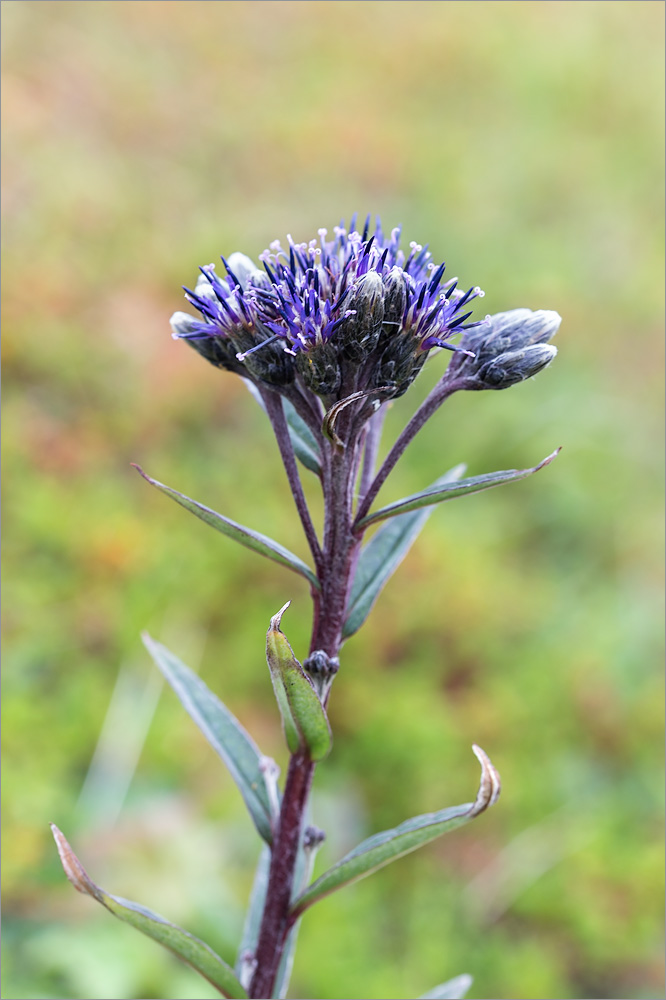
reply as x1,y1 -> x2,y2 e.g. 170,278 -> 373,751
261,389 -> 323,576
353,376 -> 473,527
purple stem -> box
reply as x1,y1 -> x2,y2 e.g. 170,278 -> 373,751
249,415 -> 364,999
353,375 -> 473,528
260,389 -> 323,576
357,404 -> 389,512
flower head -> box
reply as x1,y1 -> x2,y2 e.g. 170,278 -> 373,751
172,216 -> 484,401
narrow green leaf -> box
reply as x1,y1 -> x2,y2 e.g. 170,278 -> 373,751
283,399 -> 322,476
143,634 -> 277,844
51,824 -> 247,999
133,465 -> 320,590
266,603 -> 332,761
236,845 -> 271,986
356,449 -> 561,528
419,974 -> 474,999
290,745 -> 501,917
343,464 -> 467,638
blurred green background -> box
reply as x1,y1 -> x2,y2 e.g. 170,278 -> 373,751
2,2 -> 664,998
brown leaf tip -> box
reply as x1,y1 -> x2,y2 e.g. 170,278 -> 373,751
469,745 -> 502,816
50,823 -> 99,899
269,600 -> 291,633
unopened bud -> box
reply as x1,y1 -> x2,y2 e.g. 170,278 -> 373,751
477,344 -> 558,389
337,271 -> 385,363
295,341 -> 341,397
225,252 -> 266,290
461,309 -> 561,365
170,312 -> 241,371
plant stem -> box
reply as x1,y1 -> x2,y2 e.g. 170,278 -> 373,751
248,750 -> 315,999
261,390 -> 323,576
249,421 -> 363,999
353,375 -> 473,527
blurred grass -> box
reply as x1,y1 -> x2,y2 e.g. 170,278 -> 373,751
1,2 -> 663,999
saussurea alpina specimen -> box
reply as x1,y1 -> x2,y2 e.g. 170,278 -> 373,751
52,217 -> 560,1000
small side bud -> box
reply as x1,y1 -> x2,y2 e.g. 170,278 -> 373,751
477,344 -> 558,389
460,308 -> 561,367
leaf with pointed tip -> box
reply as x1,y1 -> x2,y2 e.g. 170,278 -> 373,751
266,603 -> 332,762
51,824 -> 247,999
133,465 -> 319,590
290,746 -> 500,918
419,974 -> 474,999
343,464 -> 467,638
143,634 -> 277,844
356,449 -> 561,528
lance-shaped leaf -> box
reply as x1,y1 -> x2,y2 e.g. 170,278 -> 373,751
133,465 -> 320,591
419,974 -> 474,999
235,845 -> 271,988
343,464 -> 467,639
51,824 -> 247,999
143,634 -> 278,844
355,449 -> 561,528
290,745 -> 500,918
266,603 -> 332,761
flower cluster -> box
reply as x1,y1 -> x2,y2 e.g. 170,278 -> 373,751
171,216 -> 486,402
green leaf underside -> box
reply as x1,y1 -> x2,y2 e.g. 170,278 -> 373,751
419,974 -> 474,999
236,844 -> 271,979
283,399 -> 322,475
133,466 -> 320,590
357,449 -> 561,528
266,620 -> 332,761
51,826 -> 247,999
143,634 -> 275,844
343,465 -> 467,638
291,801 -> 474,917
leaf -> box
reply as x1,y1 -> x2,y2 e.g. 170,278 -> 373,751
143,634 -> 278,844
343,465 -> 467,638
266,603 -> 332,761
235,845 -> 271,987
133,465 -> 320,590
283,399 -> 322,476
419,974 -> 474,999
355,449 -> 561,528
51,824 -> 247,999
290,746 -> 501,918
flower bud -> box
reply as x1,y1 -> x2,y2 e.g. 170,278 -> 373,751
231,325 -> 295,387
476,344 -> 558,389
170,311 -> 241,371
337,271 -> 385,363
295,340 -> 341,397
381,266 -> 408,333
461,309 -> 561,365
374,331 -> 425,398
225,252 -> 267,290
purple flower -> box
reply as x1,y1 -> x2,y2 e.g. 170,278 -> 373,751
171,217 -> 485,401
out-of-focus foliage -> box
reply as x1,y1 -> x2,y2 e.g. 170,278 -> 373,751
2,2 -> 663,998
